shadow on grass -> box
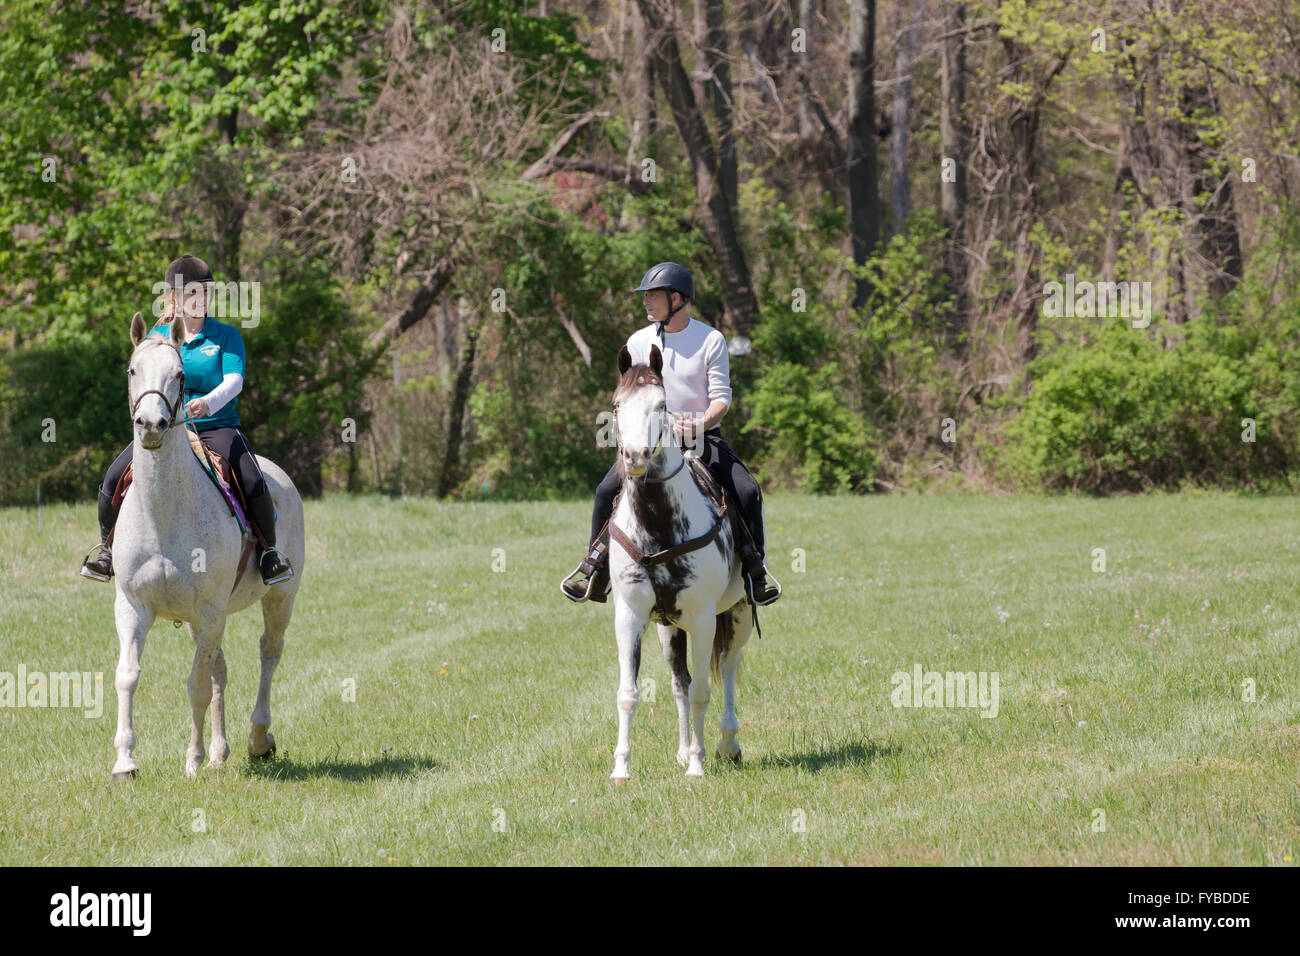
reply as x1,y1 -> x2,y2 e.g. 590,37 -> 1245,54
757,737 -> 900,773
240,754 -> 438,783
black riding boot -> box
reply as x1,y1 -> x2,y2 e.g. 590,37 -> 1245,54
561,529 -> 611,603
80,487 -> 119,582
246,491 -> 293,586
739,515 -> 781,606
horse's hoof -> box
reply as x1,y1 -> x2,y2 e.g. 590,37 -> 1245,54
111,769 -> 137,783
250,732 -> 276,761
716,748 -> 742,765
685,766 -> 704,778
609,776 -> 629,786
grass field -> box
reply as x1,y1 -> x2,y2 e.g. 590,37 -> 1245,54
0,492 -> 1297,865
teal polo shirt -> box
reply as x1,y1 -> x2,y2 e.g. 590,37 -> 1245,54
149,318 -> 246,430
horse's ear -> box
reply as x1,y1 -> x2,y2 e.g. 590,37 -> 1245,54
170,312 -> 184,346
618,345 -> 632,376
130,312 -> 146,347
649,344 -> 663,377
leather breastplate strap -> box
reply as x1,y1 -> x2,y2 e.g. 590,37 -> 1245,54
609,458 -> 728,566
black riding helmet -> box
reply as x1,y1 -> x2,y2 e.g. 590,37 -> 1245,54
634,262 -> 694,341
165,253 -> 214,289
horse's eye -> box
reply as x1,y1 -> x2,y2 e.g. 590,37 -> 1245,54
128,368 -> 135,376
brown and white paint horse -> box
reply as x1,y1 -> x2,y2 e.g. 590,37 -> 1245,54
606,344 -> 755,780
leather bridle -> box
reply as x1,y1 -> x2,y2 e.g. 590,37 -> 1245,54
611,372 -> 681,484
130,368 -> 186,431
609,372 -> 727,576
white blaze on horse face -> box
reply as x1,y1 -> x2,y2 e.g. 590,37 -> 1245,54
617,385 -> 668,476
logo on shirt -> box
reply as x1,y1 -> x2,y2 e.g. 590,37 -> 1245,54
200,344 -> 220,357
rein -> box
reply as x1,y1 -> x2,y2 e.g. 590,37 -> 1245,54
126,356 -> 253,593
609,375 -> 726,569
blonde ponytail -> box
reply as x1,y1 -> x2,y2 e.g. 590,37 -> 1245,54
154,292 -> 177,328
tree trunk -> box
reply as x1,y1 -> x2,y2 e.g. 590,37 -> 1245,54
436,316 -> 477,499
889,0 -> 923,233
695,0 -> 737,216
848,0 -> 883,309
636,0 -> 759,334
1182,81 -> 1243,302
629,0 -> 657,143
212,45 -> 245,282
1000,39 -> 1068,368
939,1 -> 967,344
1103,43 -> 1144,282
796,0 -> 815,140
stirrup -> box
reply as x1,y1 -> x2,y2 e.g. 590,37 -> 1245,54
561,547 -> 610,604
560,564 -> 610,604
744,568 -> 782,606
259,547 -> 294,586
80,543 -> 113,582
740,547 -> 781,606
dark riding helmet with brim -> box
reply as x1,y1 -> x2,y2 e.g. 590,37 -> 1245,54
634,262 -> 694,303
165,253 -> 214,289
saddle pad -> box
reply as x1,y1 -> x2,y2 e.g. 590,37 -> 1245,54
111,439 -> 248,536
185,431 -> 250,533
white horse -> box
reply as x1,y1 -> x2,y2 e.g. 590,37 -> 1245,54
606,344 -> 755,780
110,311 -> 304,780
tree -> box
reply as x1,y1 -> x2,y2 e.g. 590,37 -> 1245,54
635,0 -> 759,334
847,0 -> 883,309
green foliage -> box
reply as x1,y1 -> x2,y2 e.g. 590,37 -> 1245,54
0,1 -> 165,343
1004,205 -> 1300,493
454,172 -> 708,500
851,210 -> 956,416
240,259 -> 374,496
744,210 -> 959,494
744,357 -> 875,494
0,332 -> 133,503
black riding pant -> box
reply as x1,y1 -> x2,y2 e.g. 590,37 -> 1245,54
590,429 -> 765,557
98,426 -> 269,540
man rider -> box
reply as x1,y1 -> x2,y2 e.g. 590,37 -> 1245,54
561,262 -> 781,607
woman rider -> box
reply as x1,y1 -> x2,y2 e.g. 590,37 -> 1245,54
80,254 -> 294,587
561,262 -> 780,607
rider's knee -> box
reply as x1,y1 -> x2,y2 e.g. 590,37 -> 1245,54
733,475 -> 761,513
242,472 -> 267,500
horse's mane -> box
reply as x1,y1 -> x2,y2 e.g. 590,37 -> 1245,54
613,364 -> 664,402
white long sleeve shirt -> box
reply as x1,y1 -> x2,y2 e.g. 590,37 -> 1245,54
624,317 -> 731,415
202,373 -> 243,417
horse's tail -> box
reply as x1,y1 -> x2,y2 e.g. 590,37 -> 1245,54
711,609 -> 734,682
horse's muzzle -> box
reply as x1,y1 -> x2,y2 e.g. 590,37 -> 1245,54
136,423 -> 168,450
622,448 -> 651,476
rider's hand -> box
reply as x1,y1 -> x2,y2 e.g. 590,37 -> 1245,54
672,415 -> 699,439
186,397 -> 210,419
